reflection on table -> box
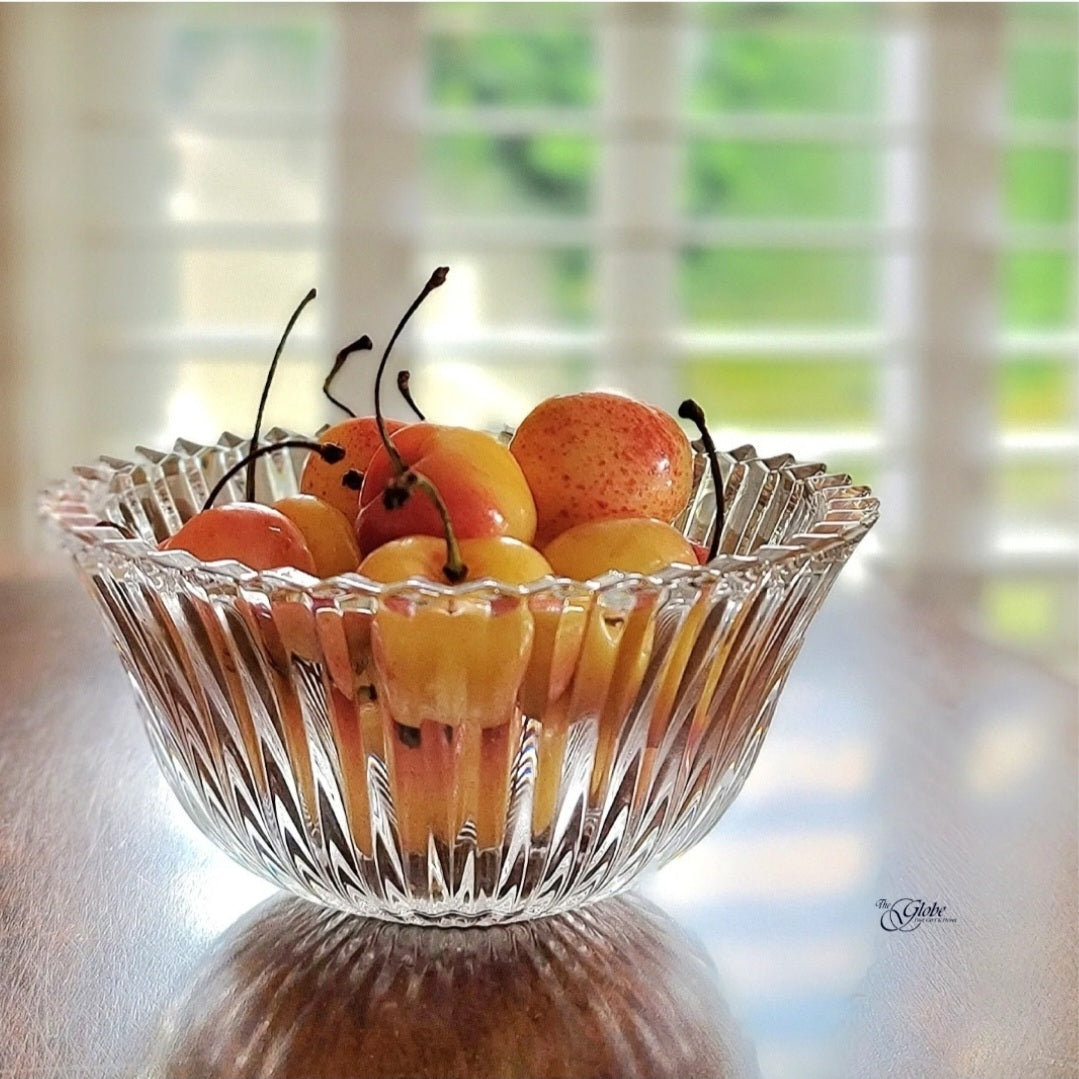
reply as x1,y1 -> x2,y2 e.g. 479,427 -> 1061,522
141,893 -> 757,1079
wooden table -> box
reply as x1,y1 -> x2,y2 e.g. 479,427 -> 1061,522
0,565 -> 1074,1079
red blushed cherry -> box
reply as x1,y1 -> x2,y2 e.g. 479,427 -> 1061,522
161,502 -> 317,574
350,267 -> 537,556
157,290 -> 375,577
160,438 -> 346,576
356,423 -> 537,555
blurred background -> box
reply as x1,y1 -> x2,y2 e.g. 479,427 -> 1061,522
0,2 -> 1075,675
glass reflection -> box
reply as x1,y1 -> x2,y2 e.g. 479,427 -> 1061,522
141,893 -> 759,1079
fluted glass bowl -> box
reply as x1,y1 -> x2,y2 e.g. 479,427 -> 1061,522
40,430 -> 877,925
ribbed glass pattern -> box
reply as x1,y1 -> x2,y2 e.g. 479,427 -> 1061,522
41,431 -> 877,924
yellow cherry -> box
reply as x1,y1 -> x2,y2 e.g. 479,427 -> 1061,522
543,517 -> 697,580
273,494 -> 362,578
359,537 -> 552,732
359,534 -> 551,586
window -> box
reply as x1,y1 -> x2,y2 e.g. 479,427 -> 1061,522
78,6 -> 336,451
416,3 -> 1077,672
989,3 -> 1078,668
7,2 -> 1076,673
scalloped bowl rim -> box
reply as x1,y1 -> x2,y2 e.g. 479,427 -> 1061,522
40,431 -> 880,601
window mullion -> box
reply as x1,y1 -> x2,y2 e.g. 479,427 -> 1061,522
327,3 -> 423,416
878,9 -> 923,569
596,4 -> 683,403
900,4 -> 1005,614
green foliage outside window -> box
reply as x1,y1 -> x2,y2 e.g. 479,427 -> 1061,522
429,30 -> 596,107
686,24 -> 882,115
684,141 -> 879,220
426,10 -> 1076,426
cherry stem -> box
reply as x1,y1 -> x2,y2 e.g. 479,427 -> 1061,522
323,335 -> 373,419
678,399 -> 724,561
95,519 -> 136,539
373,267 -> 449,477
206,439 -> 344,512
383,470 -> 467,583
364,266 -> 462,581
396,370 -> 426,421
247,288 -> 318,502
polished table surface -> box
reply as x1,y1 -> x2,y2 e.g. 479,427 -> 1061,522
0,564 -> 1075,1079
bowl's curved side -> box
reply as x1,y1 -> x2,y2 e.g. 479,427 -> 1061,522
78,542 -> 850,924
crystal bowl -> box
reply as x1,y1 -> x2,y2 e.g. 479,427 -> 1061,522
40,430 -> 877,925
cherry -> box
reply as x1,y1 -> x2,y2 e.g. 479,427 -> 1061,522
161,502 -> 316,574
357,430 -> 552,752
356,422 -> 537,558
162,438 -> 345,573
542,517 -> 697,580
274,494 -> 362,578
359,534 -> 551,587
298,415 -> 405,523
158,290 -> 357,577
509,391 -> 694,547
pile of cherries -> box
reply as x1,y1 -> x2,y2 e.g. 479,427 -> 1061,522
161,269 -> 722,586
